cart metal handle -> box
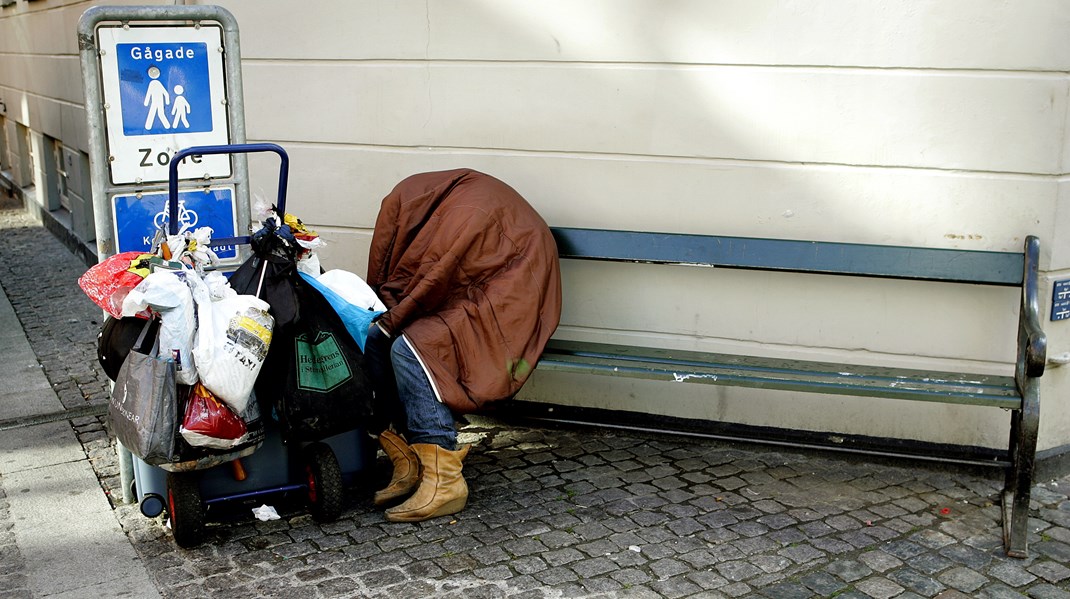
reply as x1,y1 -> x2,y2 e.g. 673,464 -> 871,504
167,143 -> 289,246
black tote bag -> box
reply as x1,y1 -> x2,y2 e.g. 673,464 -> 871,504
255,274 -> 373,442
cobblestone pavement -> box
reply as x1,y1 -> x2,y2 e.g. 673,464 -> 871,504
1,198 -> 1069,598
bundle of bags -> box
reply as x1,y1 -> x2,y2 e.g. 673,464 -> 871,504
88,225 -> 274,464
86,210 -> 382,466
226,211 -> 381,443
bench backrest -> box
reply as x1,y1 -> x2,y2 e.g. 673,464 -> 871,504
550,227 -> 1026,286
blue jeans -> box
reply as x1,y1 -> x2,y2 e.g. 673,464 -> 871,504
364,325 -> 457,449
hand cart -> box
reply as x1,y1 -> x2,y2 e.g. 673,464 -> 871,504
131,143 -> 375,548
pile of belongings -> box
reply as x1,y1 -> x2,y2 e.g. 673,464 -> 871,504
80,209 -> 382,466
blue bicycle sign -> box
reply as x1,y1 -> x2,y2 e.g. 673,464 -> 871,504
111,186 -> 238,260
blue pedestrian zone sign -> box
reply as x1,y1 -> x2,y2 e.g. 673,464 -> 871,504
116,42 -> 213,136
111,187 -> 238,260
98,26 -> 230,185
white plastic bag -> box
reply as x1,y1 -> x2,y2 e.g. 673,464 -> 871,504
120,270 -> 198,385
202,271 -> 237,301
315,269 -> 387,312
295,235 -> 325,277
190,276 -> 274,413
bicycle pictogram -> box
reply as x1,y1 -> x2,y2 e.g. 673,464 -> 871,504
153,199 -> 199,231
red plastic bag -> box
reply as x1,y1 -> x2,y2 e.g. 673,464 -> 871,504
78,252 -> 154,319
179,383 -> 248,450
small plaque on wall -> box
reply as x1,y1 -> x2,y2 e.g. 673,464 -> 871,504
1052,280 -> 1070,321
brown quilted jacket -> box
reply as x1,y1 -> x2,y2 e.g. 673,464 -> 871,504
366,169 -> 562,414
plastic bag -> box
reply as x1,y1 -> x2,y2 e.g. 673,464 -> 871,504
300,272 -> 382,351
120,270 -> 199,385
295,230 -> 325,277
108,318 -> 178,465
179,383 -> 247,450
192,289 -> 274,414
162,226 -> 220,273
202,271 -> 236,301
77,251 -> 153,319
316,269 -> 386,312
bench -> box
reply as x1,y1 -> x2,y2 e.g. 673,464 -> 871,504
532,227 -> 1045,558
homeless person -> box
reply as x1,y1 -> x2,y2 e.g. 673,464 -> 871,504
364,168 -> 562,522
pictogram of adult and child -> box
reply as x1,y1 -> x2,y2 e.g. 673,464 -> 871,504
143,65 -> 192,130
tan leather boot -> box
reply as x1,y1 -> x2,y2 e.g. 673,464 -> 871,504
373,430 -> 421,507
385,443 -> 469,522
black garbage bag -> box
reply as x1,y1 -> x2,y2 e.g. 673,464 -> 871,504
228,254 -> 300,329
228,215 -> 302,328
97,316 -> 161,381
254,273 -> 374,441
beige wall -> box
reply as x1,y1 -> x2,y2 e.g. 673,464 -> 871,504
2,0 -> 1069,451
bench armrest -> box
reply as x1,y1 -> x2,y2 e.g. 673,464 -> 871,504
1018,236 -> 1047,380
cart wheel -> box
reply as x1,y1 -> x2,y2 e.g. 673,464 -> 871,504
167,472 -> 205,548
303,442 -> 343,522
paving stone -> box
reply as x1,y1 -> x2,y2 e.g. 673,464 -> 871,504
647,576 -> 701,598
750,554 -> 791,574
826,559 -> 874,582
778,543 -> 826,564
1033,541 -> 1070,563
839,529 -> 880,549
939,543 -> 995,569
718,581 -> 752,597
988,561 -> 1039,588
978,583 -> 1031,599
832,592 -> 874,599
725,535 -> 777,557
577,575 -> 623,595
798,520 -> 835,537
569,556 -> 617,578
854,576 -> 906,599
727,521 -> 770,538
933,591 -> 975,599
756,582 -> 813,599
810,536 -> 856,554
938,566 -> 990,593
858,550 -> 904,573
911,529 -> 958,549
1045,527 -> 1070,544
887,567 -> 946,596
799,570 -> 848,596
714,560 -> 763,582
905,551 -> 955,575
1025,584 -> 1070,599
1027,560 -> 1070,584
684,570 -> 728,591
610,567 -> 652,586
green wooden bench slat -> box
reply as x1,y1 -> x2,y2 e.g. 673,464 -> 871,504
540,340 -> 1020,409
551,227 -> 1025,285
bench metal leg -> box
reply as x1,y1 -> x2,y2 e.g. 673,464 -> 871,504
1002,384 -> 1039,558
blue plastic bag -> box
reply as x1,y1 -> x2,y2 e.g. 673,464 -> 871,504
299,272 -> 382,351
